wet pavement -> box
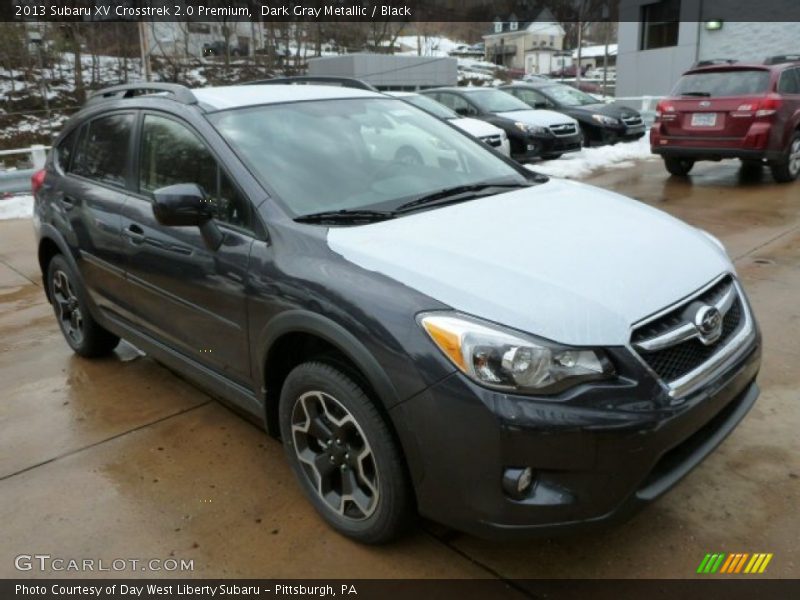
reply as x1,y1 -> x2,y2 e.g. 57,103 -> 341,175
1,158 -> 798,580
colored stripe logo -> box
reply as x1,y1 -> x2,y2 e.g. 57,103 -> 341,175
697,553 -> 773,574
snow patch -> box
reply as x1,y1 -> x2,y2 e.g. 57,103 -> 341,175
0,195 -> 34,220
527,135 -> 656,179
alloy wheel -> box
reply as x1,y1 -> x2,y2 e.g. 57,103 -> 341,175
291,391 -> 379,520
52,269 -> 84,345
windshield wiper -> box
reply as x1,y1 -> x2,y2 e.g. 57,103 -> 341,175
395,182 -> 532,213
294,209 -> 396,224
681,91 -> 711,97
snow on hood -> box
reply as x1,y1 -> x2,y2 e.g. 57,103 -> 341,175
496,109 -> 577,128
327,179 -> 732,346
450,117 -> 504,139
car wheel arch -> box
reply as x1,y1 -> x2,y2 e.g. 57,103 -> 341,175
37,227 -> 79,303
258,310 -> 401,438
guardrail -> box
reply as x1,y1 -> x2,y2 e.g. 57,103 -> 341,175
0,145 -> 49,195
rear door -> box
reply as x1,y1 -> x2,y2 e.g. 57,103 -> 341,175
58,112 -> 135,317
663,68 -> 773,139
121,112 -> 255,384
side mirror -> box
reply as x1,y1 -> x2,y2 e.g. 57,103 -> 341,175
153,183 -> 212,227
152,183 -> 223,250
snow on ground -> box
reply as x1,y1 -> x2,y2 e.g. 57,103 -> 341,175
527,135 -> 656,179
0,195 -> 34,220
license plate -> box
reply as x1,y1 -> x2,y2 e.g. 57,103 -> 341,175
691,113 -> 717,127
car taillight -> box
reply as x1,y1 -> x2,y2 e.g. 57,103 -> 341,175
31,169 -> 46,195
755,93 -> 782,117
655,100 -> 677,121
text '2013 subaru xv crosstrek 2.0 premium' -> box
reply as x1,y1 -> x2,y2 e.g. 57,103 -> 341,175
33,82 -> 761,543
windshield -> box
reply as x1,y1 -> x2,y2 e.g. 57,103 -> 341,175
673,69 -> 771,97
541,84 -> 598,106
401,94 -> 459,120
210,97 -> 527,218
465,89 -> 531,113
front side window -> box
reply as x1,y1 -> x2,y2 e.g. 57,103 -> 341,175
210,98 -> 527,218
72,114 -> 134,188
139,114 -> 251,230
403,94 -> 459,120
513,88 -> 550,108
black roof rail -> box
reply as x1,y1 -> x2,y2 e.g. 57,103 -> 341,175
87,83 -> 198,106
692,58 -> 738,68
764,54 -> 800,65
242,76 -> 378,92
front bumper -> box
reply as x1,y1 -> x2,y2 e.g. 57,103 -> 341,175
511,132 -> 582,160
390,332 -> 761,540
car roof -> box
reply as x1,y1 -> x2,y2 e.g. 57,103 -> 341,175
683,63 -> 777,75
192,84 -> 382,110
385,91 -> 416,98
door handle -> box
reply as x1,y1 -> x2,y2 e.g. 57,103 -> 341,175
123,224 -> 146,244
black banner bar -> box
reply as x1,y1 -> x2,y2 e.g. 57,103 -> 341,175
4,579 -> 800,600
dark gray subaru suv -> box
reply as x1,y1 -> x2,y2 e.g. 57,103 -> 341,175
32,83 -> 761,543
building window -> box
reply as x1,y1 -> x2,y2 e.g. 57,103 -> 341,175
549,35 -> 555,46
640,0 -> 681,50
510,21 -> 518,31
494,20 -> 502,33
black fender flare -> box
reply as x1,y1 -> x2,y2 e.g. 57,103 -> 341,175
257,309 -> 401,419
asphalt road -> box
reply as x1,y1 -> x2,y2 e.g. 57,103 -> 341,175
1,158 -> 798,581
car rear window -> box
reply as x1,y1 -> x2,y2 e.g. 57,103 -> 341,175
672,69 -> 771,97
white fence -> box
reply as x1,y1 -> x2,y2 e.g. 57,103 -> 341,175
0,145 -> 50,194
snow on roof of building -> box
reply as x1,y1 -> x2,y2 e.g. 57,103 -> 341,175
572,44 -> 618,59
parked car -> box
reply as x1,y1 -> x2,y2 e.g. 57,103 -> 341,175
203,40 -> 248,58
651,57 -> 800,181
387,91 -> 510,156
501,82 -> 646,146
34,82 -> 761,544
422,87 -> 582,161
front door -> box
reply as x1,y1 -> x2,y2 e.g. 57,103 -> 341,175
122,112 -> 256,384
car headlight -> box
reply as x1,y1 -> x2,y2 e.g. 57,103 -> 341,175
514,121 -> 549,136
419,313 -> 614,395
591,114 -> 620,126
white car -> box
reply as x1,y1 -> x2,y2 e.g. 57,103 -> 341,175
387,91 -> 511,157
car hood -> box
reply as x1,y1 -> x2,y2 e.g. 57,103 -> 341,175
495,109 -> 577,127
327,178 -> 732,346
450,117 -> 504,138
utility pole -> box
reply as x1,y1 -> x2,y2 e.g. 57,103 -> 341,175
138,22 -> 152,81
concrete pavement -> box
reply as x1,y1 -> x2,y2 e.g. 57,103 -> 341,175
1,159 -> 798,580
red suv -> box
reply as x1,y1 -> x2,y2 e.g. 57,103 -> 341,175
651,56 -> 800,182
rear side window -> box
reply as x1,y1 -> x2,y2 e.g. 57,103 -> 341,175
778,68 -> 800,94
672,70 -> 771,97
55,128 -> 78,173
139,114 -> 252,231
72,114 -> 134,188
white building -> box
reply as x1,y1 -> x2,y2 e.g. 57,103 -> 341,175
146,22 -> 261,58
617,0 -> 800,97
484,10 -> 566,74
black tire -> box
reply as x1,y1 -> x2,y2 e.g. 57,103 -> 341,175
769,132 -> 800,183
740,159 -> 763,171
580,125 -> 593,148
279,362 -> 413,544
664,157 -> 695,176
46,254 -> 120,358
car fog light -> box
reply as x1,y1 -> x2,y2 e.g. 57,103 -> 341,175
503,467 -> 534,500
